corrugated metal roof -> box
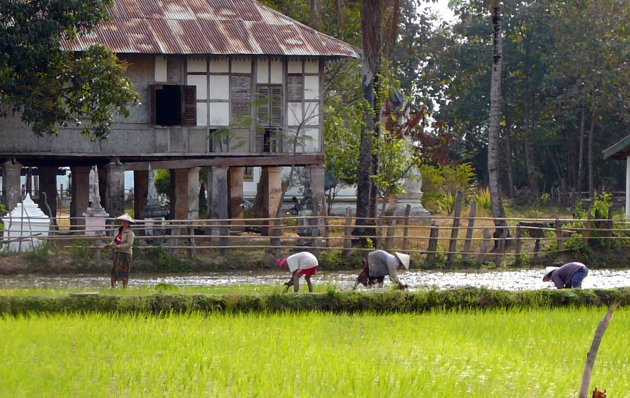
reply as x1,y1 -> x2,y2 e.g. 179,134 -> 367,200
62,0 -> 360,58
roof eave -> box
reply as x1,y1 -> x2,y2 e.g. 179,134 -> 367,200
603,135 -> 630,160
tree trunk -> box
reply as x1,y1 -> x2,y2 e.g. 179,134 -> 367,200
488,5 -> 507,232
504,114 -> 515,198
587,110 -> 597,198
579,302 -> 620,398
310,0 -> 322,30
354,0 -> 383,240
577,104 -> 586,194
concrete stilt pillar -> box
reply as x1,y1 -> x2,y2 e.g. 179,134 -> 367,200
228,167 -> 245,231
261,166 -> 282,235
105,162 -> 125,217
309,164 -> 327,216
187,167 -> 200,220
2,160 -> 22,211
38,166 -> 58,220
134,170 -> 148,220
70,166 -> 90,228
207,166 -> 229,251
172,168 -> 189,220
207,166 -> 229,220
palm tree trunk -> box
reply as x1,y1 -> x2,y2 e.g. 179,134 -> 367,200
488,5 -> 507,233
587,111 -> 597,198
354,0 -> 383,240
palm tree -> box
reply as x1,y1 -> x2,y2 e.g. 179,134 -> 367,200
487,1 -> 508,242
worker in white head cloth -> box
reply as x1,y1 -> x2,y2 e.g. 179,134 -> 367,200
352,250 -> 410,290
277,251 -> 319,293
543,262 -> 589,289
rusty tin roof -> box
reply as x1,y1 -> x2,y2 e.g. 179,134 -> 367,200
62,0 -> 360,58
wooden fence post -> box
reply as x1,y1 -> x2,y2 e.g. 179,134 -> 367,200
343,207 -> 353,258
321,197 -> 329,248
188,226 -> 197,258
270,218 -> 282,257
461,201 -> 477,263
476,228 -> 492,263
447,191 -> 464,264
514,225 -> 522,265
555,218 -> 564,251
427,222 -> 439,262
401,205 -> 411,251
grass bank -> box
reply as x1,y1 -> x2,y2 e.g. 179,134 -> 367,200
0,287 -> 628,315
1,308 -> 628,397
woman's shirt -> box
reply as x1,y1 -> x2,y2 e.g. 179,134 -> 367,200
367,250 -> 401,283
110,228 -> 135,255
286,252 -> 318,273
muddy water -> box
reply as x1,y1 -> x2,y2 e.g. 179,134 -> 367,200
1,269 -> 629,291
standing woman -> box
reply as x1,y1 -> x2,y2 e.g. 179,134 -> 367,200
105,213 -> 136,288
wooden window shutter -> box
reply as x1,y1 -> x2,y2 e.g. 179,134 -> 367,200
255,128 -> 265,152
270,86 -> 283,127
231,75 -> 251,122
256,85 -> 270,126
287,75 -> 302,102
149,85 -> 162,125
181,85 -> 196,126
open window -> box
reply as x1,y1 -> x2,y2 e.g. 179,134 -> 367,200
150,85 -> 196,126
256,127 -> 281,153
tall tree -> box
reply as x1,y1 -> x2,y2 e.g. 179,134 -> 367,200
487,1 -> 507,234
0,0 -> 138,140
354,0 -> 384,239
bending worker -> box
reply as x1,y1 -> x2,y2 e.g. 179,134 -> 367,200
277,251 -> 319,293
353,250 -> 410,290
543,261 -> 589,289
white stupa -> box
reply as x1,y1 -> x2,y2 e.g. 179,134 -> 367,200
2,194 -> 51,252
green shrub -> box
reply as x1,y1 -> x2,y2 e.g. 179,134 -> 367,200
140,247 -> 189,271
565,231 -> 591,258
23,243 -> 52,269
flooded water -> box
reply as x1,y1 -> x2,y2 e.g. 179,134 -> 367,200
1,269 -> 629,291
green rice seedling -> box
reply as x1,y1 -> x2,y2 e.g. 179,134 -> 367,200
0,307 -> 628,397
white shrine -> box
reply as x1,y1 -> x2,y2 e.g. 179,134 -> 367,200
2,194 -> 51,252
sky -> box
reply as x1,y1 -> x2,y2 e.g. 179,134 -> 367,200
420,0 -> 456,23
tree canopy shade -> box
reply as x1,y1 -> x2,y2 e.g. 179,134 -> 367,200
0,0 -> 138,140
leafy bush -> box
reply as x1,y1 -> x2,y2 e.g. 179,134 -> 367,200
23,243 -> 52,269
564,232 -> 591,258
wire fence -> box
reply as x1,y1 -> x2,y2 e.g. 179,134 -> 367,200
3,206 -> 630,265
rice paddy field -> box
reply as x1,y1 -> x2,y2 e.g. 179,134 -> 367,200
1,306 -> 629,397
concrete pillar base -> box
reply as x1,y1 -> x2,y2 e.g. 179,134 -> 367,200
134,170 -> 149,220
105,162 -> 125,217
2,160 -> 22,212
228,167 -> 245,231
70,166 -> 90,228
38,166 -> 58,221
261,166 -> 282,235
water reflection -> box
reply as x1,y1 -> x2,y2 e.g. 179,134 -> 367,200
1,269 -> 629,291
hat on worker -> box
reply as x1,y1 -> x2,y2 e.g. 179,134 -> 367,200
543,266 -> 558,280
277,258 -> 288,269
395,252 -> 410,270
115,213 -> 135,223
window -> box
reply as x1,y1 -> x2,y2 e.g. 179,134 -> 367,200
209,128 -> 229,152
243,167 -> 254,182
287,75 -> 303,102
230,75 -> 251,124
256,85 -> 283,127
256,127 -> 281,153
150,85 -> 196,126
